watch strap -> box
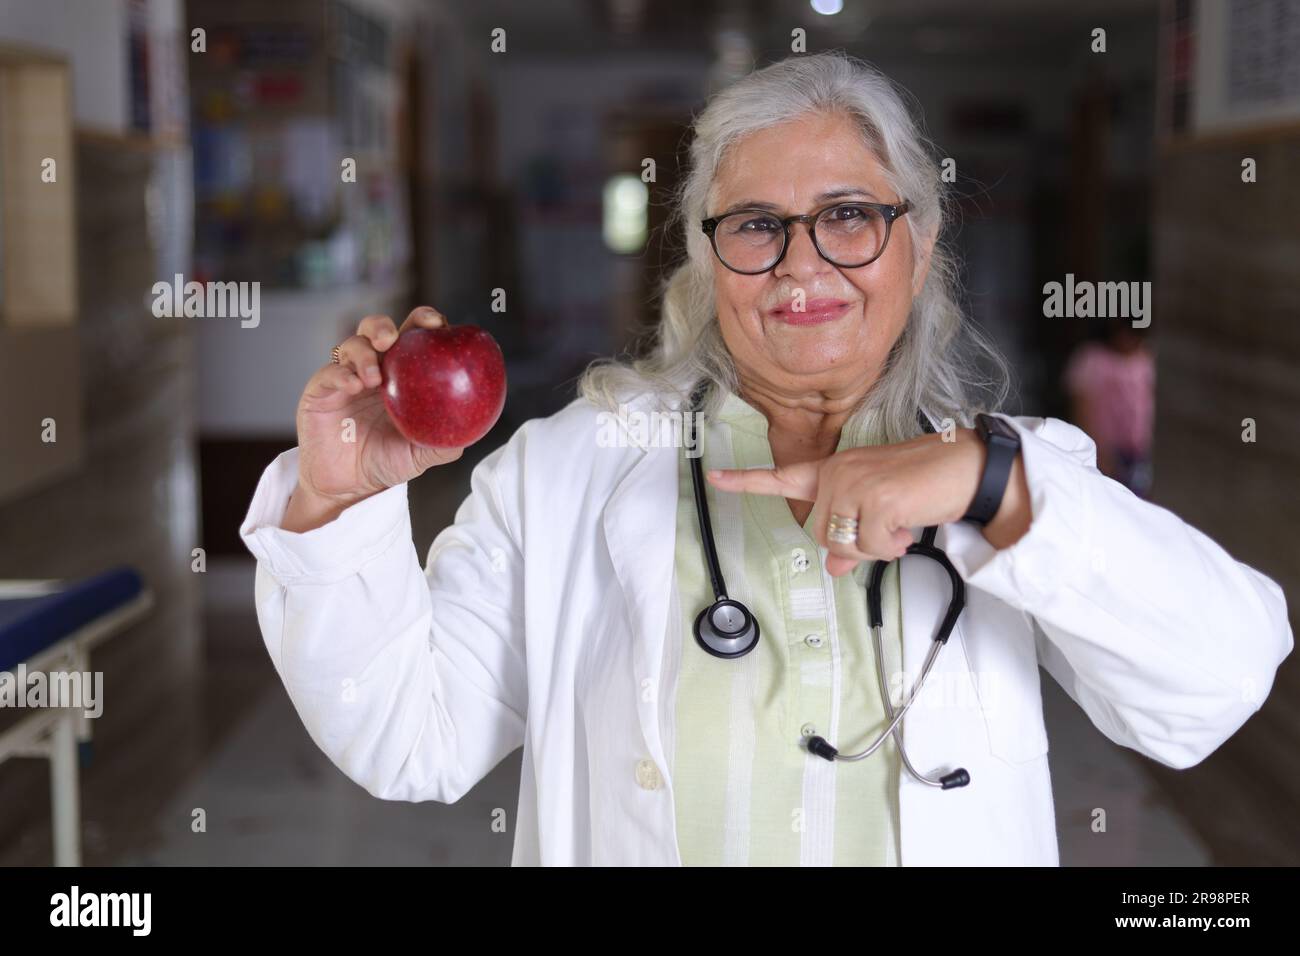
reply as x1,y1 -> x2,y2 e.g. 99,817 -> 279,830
962,413 -> 1020,526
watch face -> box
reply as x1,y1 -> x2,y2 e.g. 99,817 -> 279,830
980,414 -> 1019,445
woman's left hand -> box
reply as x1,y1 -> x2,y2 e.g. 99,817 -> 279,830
706,428 -> 1028,576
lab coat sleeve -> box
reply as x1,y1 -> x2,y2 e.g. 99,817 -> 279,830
940,414 -> 1294,770
239,440 -> 527,803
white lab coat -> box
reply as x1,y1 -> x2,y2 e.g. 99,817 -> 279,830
239,390 -> 1293,866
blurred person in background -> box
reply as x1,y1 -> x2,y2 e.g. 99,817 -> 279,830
1065,323 -> 1155,498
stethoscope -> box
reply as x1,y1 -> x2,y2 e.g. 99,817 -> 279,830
685,380 -> 971,790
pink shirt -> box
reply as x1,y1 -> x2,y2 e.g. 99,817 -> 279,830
1064,342 -> 1155,454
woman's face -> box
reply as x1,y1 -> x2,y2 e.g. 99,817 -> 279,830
707,111 -> 932,402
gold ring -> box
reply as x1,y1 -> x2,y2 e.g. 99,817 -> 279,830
331,345 -> 342,365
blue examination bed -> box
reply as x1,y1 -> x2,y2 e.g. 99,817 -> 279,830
0,567 -> 152,865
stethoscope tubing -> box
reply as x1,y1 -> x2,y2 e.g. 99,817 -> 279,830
684,379 -> 971,789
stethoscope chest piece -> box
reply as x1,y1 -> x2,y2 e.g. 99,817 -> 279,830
694,599 -> 760,659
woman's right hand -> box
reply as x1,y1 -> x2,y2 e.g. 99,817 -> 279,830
282,306 -> 465,532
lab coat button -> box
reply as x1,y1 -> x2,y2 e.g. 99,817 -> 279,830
635,759 -> 662,790
804,633 -> 824,648
790,548 -> 810,573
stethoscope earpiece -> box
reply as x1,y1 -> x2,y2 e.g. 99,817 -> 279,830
940,769 -> 971,789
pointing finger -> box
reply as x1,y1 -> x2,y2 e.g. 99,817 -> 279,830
706,460 -> 820,501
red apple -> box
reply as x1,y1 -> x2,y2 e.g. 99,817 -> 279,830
380,325 -> 507,448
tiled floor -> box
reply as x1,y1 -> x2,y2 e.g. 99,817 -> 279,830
109,553 -> 1209,867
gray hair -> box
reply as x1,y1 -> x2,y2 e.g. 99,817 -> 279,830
578,50 -> 1010,441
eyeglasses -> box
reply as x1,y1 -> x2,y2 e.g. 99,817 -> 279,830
700,199 -> 911,275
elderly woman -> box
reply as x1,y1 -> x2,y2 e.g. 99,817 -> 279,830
240,52 -> 1292,866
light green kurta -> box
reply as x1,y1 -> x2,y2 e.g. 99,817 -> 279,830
669,386 -> 904,866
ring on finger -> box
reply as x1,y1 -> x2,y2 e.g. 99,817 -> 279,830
331,345 -> 342,365
827,513 -> 860,546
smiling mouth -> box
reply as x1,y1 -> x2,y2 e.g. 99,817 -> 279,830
767,300 -> 853,326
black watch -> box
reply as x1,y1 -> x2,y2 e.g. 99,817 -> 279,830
961,413 -> 1021,526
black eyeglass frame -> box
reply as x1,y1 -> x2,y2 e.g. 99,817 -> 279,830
700,199 -> 912,275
